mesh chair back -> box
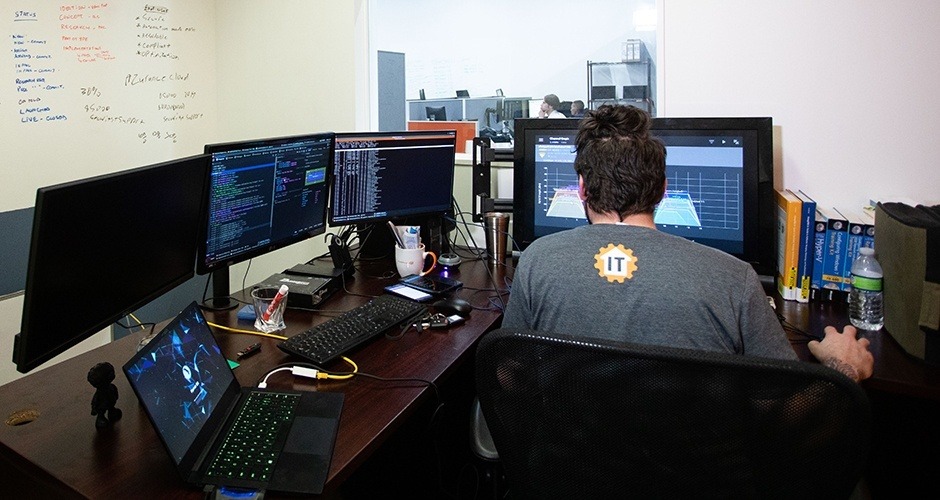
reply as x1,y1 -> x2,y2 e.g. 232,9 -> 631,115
475,328 -> 871,499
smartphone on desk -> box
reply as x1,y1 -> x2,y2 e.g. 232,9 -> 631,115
400,274 -> 463,295
385,282 -> 434,302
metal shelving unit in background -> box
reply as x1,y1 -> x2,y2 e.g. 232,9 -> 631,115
587,58 -> 655,116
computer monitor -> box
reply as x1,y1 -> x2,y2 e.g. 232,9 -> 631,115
199,133 -> 334,306
330,130 -> 457,225
13,155 -> 209,373
426,106 -> 447,121
512,116 -> 776,278
330,130 -> 458,255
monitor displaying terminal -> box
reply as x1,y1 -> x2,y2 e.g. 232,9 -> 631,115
14,155 -> 209,373
330,130 -> 457,226
198,132 -> 335,275
512,117 -> 775,278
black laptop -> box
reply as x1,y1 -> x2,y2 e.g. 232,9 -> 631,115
123,301 -> 344,495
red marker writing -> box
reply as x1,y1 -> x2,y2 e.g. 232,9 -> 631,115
262,284 -> 289,321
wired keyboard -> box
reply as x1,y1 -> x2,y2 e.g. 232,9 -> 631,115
277,294 -> 427,365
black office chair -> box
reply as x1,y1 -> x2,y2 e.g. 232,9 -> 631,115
474,328 -> 871,499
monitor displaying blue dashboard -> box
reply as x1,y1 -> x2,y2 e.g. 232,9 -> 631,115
513,116 -> 775,278
198,133 -> 335,275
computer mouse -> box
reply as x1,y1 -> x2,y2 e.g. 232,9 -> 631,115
433,297 -> 472,318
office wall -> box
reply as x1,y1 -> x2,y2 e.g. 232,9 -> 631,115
213,0 -> 360,289
1,2 -> 217,212
660,0 -> 940,209
0,1 -> 217,383
0,0 -> 360,385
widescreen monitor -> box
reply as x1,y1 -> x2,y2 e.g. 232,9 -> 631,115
329,130 -> 457,226
13,155 -> 209,373
198,132 -> 334,275
512,116 -> 776,278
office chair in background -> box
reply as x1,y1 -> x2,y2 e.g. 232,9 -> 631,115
474,328 -> 871,499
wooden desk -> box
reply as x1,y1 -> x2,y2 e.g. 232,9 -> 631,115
776,295 -> 940,497
775,295 -> 940,401
0,258 -> 510,498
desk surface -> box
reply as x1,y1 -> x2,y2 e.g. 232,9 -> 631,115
0,257 -> 509,498
4,260 -> 940,497
776,295 -> 940,401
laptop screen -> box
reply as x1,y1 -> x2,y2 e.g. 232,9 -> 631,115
124,302 -> 237,464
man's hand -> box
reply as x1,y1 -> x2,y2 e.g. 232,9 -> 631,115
808,325 -> 874,382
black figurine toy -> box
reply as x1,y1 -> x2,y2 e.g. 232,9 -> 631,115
88,362 -> 122,429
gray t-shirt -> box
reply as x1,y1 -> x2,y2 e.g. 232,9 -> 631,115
503,224 -> 795,360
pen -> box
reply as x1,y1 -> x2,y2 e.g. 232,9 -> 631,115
262,284 -> 289,322
387,220 -> 406,248
236,342 -> 262,359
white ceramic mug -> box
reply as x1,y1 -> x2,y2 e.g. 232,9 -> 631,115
395,244 -> 437,277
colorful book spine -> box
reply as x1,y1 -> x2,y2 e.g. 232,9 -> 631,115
775,189 -> 802,301
792,190 -> 817,303
837,208 -> 866,292
860,209 -> 876,250
810,208 -> 828,300
838,208 -> 878,293
817,206 -> 848,299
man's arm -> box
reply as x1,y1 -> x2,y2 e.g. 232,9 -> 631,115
807,325 -> 874,382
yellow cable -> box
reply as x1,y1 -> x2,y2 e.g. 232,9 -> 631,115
206,321 -> 288,341
206,321 -> 357,380
318,356 -> 358,380
128,313 -> 148,331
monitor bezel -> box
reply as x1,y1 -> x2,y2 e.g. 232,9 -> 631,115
512,116 -> 776,278
14,154 -> 209,373
197,132 -> 335,276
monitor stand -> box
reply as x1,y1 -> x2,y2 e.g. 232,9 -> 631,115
202,268 -> 238,311
200,239 -> 355,312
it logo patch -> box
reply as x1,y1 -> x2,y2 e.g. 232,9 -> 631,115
594,243 -> 638,283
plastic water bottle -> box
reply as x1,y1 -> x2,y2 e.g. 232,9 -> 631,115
849,247 -> 884,331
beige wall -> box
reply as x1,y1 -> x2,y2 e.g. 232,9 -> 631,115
0,1 -> 364,385
212,0 -> 362,288
660,0 -> 940,208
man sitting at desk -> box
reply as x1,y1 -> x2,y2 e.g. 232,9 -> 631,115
570,100 -> 586,118
502,104 -> 873,382
538,94 -> 566,119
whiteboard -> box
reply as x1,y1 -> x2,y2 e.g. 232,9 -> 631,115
1,1 -> 216,212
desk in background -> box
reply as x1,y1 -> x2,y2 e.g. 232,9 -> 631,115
407,120 -> 477,154
407,96 -> 531,124
0,257 -> 510,498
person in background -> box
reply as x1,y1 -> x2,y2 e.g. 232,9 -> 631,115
538,94 -> 566,119
570,100 -> 586,117
502,104 -> 874,383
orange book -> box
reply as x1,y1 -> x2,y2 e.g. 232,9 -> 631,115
775,189 -> 802,301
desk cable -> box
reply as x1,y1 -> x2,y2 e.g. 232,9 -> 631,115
257,357 -> 358,388
255,359 -> 441,404
207,321 -> 290,341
